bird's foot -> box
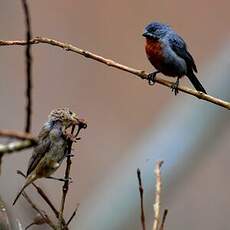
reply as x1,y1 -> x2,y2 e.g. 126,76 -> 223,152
46,176 -> 73,183
64,131 -> 78,142
147,71 -> 160,85
171,78 -> 180,95
65,153 -> 75,157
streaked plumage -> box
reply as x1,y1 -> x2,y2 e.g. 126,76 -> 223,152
13,108 -> 79,205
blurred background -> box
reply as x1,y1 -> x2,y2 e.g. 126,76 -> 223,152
0,0 -> 229,229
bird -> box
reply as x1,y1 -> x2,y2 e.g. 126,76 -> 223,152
13,108 -> 80,205
143,22 -> 207,95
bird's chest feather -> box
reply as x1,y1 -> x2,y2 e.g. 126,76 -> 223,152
145,39 -> 165,68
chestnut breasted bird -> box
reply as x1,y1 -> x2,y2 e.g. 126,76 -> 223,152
13,108 -> 80,205
143,22 -> 207,95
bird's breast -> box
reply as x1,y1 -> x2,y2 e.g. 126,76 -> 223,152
145,38 -> 186,76
145,39 -> 165,69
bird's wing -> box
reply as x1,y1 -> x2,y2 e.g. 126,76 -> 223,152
168,33 -> 197,73
26,125 -> 52,176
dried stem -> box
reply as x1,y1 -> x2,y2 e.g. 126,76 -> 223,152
0,129 -> 36,142
22,192 -> 57,230
21,0 -> 32,133
137,168 -> 146,230
159,209 -> 168,230
66,203 -> 80,226
153,161 -> 164,230
58,121 -> 87,229
0,140 -> 35,154
0,37 -> 229,109
58,125 -> 75,229
16,170 -> 67,227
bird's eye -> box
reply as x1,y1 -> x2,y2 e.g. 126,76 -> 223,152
69,111 -> 73,115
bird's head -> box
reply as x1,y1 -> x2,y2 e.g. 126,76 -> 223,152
143,22 -> 170,40
48,108 -> 79,128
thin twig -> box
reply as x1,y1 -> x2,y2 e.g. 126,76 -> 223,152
153,161 -> 164,230
0,140 -> 35,154
159,209 -> 168,230
16,170 -> 67,227
137,168 -> 146,230
58,121 -> 87,229
22,192 -> 57,230
58,125 -> 75,229
0,129 -> 36,142
21,0 -> 32,132
66,203 -> 80,226
0,37 -> 229,109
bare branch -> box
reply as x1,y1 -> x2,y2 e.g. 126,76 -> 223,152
159,209 -> 168,230
0,37 -> 229,109
0,129 -> 36,142
22,192 -> 57,230
21,0 -> 33,133
66,203 -> 80,226
58,125 -> 75,229
153,161 -> 164,230
16,170 -> 67,227
137,168 -> 146,230
58,121 -> 87,229
0,140 -> 35,154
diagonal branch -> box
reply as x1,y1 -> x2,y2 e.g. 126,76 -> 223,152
0,140 -> 35,154
0,37 -> 229,109
22,192 -> 57,230
0,129 -> 36,142
16,170 -> 67,227
0,130 -> 37,155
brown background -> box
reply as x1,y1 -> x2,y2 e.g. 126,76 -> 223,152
0,0 -> 229,229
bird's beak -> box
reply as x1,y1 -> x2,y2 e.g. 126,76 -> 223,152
72,116 -> 87,127
142,30 -> 150,37
71,114 -> 79,125
142,31 -> 156,39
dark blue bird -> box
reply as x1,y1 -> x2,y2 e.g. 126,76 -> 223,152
143,22 -> 207,95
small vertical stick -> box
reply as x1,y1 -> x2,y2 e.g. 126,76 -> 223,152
159,209 -> 168,230
152,161 -> 164,230
21,0 -> 32,133
58,125 -> 75,229
137,168 -> 146,230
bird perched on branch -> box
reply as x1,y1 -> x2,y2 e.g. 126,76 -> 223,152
143,22 -> 207,95
13,108 -> 80,205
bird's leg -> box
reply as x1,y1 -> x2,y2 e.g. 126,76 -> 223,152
46,176 -> 73,183
65,153 -> 75,157
171,77 -> 180,95
147,70 -> 160,85
63,130 -> 79,142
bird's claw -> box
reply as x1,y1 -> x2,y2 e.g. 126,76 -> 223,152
62,177 -> 73,184
66,153 -> 74,157
147,72 -> 157,85
147,71 -> 160,85
171,78 -> 180,95
64,131 -> 78,142
46,176 -> 73,183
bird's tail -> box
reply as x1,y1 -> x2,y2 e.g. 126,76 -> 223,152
187,70 -> 207,94
13,174 -> 36,205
